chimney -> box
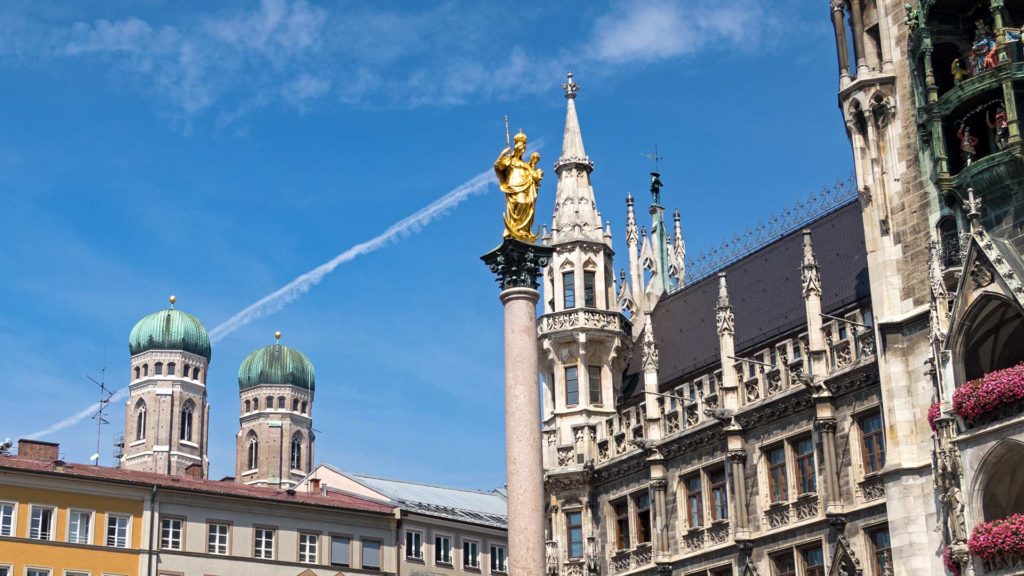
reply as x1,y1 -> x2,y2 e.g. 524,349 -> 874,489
184,464 -> 204,479
17,439 -> 59,462
309,477 -> 321,494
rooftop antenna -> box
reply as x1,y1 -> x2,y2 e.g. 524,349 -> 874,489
88,366 -> 115,466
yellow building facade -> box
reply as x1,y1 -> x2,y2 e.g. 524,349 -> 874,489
0,441 -> 145,576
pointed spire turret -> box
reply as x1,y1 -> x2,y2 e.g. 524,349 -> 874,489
716,273 -> 734,335
550,72 -> 602,244
801,229 -> 822,298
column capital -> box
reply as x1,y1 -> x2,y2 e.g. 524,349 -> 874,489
727,449 -> 747,463
830,0 -> 847,12
816,417 -> 839,433
482,238 -> 554,292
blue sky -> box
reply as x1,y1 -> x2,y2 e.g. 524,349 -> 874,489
0,0 -> 853,489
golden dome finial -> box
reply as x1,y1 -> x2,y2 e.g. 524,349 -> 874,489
169,295 -> 176,308
274,330 -> 282,342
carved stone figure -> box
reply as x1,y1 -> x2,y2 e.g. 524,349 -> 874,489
944,486 -> 968,543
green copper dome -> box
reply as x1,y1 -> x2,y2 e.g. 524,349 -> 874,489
128,300 -> 211,361
238,340 -> 315,391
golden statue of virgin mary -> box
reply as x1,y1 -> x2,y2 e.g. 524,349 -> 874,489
493,129 -> 542,243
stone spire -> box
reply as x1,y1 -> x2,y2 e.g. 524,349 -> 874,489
550,72 -> 604,244
647,172 -> 672,298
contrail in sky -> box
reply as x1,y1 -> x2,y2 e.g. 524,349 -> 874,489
28,169 -> 496,440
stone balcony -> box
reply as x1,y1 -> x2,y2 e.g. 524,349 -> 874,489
610,543 -> 652,575
538,309 -> 631,337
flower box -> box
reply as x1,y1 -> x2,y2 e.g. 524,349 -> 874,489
952,363 -> 1024,425
967,513 -> 1024,562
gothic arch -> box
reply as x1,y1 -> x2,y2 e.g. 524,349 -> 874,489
179,399 -> 196,442
246,431 -> 259,470
952,294 -> 1024,383
828,535 -> 864,576
971,439 -> 1024,522
134,399 -> 147,441
290,432 -> 304,470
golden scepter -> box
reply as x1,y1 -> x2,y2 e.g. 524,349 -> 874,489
504,114 -> 511,155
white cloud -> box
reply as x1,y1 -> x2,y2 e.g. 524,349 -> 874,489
282,73 -> 331,107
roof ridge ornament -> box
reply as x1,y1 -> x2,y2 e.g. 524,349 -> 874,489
561,71 -> 578,100
169,295 -> 176,309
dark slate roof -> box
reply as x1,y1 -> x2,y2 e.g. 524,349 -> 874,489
623,201 -> 870,401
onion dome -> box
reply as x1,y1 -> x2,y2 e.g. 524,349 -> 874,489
128,296 -> 212,361
238,331 -> 315,391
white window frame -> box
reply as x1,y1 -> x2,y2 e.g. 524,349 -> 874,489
0,564 -> 11,576
25,569 -> 52,576
66,509 -> 94,545
29,505 -> 55,541
105,513 -> 131,548
254,527 -> 275,559
490,543 -> 508,573
298,532 -> 319,564
63,571 -> 91,576
0,501 -> 16,537
159,516 -> 183,550
207,522 -> 230,555
463,538 -> 481,569
434,533 -> 453,565
405,529 -> 424,560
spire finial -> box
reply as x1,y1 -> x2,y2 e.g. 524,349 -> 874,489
274,330 -> 282,342
169,295 -> 176,308
562,71 -> 578,99
964,187 -> 983,228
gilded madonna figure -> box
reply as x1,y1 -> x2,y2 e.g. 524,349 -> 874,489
494,129 -> 542,243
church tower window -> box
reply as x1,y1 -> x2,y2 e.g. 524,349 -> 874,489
247,433 -> 259,470
192,367 -> 200,380
155,362 -> 163,375
290,434 -> 303,470
135,401 -> 147,441
179,402 -> 194,441
563,271 -> 576,309
167,362 -> 176,376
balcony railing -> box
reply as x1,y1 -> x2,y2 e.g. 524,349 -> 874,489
539,309 -> 631,336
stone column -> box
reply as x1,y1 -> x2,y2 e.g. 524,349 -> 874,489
801,231 -> 828,376
727,447 -> 750,539
922,42 -> 938,104
849,0 -> 867,75
483,239 -> 554,576
817,415 -> 844,516
830,0 -> 850,79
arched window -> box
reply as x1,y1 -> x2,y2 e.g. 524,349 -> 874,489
277,396 -> 286,409
167,362 -> 176,376
266,396 -> 274,410
247,433 -> 259,470
155,362 -> 163,375
960,297 -> 1024,381
292,398 -> 299,412
244,399 -> 251,412
252,397 -> 259,410
192,367 -> 200,380
180,401 -> 194,441
143,364 -> 149,377
290,434 -> 303,470
183,364 -> 190,379
978,440 -> 1024,521
134,366 -> 140,380
301,401 -> 307,414
135,401 -> 147,441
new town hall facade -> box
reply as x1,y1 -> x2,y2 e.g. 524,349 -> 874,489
539,2 -> 1024,576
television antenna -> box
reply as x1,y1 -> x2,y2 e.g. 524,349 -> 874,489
88,367 -> 115,466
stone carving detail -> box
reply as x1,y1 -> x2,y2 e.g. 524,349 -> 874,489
562,562 -> 584,576
833,340 -> 852,369
685,404 -> 699,426
682,530 -> 705,551
707,523 -> 730,544
794,496 -> 820,520
744,378 -> 761,402
557,446 -> 577,467
664,411 -> 680,434
633,545 -> 652,567
766,369 -> 783,395
801,234 -> 822,298
716,305 -> 734,335
860,475 -> 886,501
641,316 -> 659,372
482,239 -> 553,291
614,433 -> 626,455
858,332 -> 876,356
764,505 -> 790,529
971,259 -> 994,288
540,309 -> 627,335
546,541 -> 560,575
597,440 -> 610,462
611,552 -> 631,574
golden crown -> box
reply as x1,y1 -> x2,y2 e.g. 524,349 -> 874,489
513,130 -> 527,144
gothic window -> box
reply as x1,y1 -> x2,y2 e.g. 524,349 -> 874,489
583,271 -> 596,308
709,468 -> 728,521
794,436 -> 817,495
134,366 -> 140,380
192,367 -> 200,380
801,544 -> 825,576
685,475 -> 703,528
588,366 -> 602,406
859,412 -> 885,474
634,492 -> 651,545
155,362 -> 163,375
770,550 -> 796,576
767,445 -> 788,503
612,499 -> 630,550
563,271 -> 576,309
244,399 -> 251,412
979,440 -> 1024,521
960,297 -> 1024,382
301,401 -> 307,414
246,433 -> 259,470
565,510 -> 583,558
252,397 -> 259,410
565,366 -> 579,406
290,434 -> 303,470
292,398 -> 299,412
179,401 -> 194,442
277,396 -> 285,409
135,401 -> 147,441
143,364 -> 149,377
167,362 -> 176,376
867,526 -> 892,576
183,364 -> 190,378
